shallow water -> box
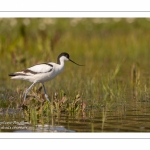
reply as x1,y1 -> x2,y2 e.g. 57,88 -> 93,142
0,100 -> 150,132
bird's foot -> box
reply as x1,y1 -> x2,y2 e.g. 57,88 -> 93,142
20,103 -> 28,110
45,94 -> 51,103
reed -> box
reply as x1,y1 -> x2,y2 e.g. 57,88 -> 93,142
1,18 -> 150,129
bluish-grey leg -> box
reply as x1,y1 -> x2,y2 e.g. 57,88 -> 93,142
23,82 -> 36,104
42,83 -> 50,102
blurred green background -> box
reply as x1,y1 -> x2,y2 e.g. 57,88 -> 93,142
1,18 -> 150,101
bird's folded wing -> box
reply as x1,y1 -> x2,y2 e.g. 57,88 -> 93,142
24,63 -> 53,75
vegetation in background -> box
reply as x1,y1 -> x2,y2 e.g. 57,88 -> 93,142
0,18 -> 150,130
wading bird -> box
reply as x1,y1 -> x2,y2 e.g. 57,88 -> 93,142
9,52 -> 84,105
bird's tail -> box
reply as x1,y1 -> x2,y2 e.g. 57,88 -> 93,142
8,72 -> 27,80
9,73 -> 17,76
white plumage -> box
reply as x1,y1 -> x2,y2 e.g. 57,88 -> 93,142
10,63 -> 60,82
9,52 -> 84,105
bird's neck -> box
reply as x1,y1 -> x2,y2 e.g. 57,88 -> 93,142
57,57 -> 62,64
57,58 -> 65,69
57,57 -> 65,65
56,61 -> 64,73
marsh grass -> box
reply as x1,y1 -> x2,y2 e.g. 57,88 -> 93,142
1,18 -> 150,130
13,85 -> 87,126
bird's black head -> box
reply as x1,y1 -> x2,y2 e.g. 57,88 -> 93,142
57,52 -> 69,64
61,52 -> 70,59
57,52 -> 85,66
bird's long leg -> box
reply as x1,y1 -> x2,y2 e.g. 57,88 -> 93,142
42,83 -> 50,102
23,82 -> 37,105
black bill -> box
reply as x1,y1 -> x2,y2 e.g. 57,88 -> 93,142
69,59 -> 85,66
